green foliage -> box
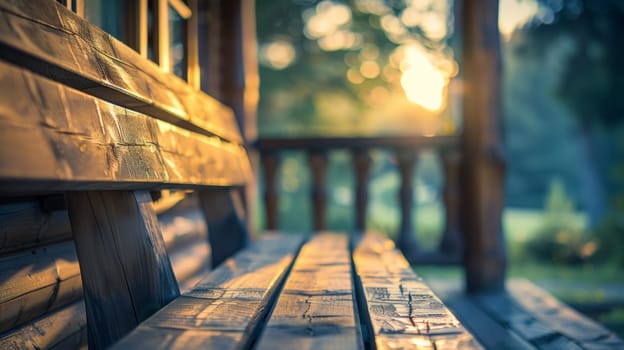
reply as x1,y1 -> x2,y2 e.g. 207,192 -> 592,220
523,178 -> 597,265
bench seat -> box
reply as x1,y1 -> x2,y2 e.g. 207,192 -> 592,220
113,232 -> 482,349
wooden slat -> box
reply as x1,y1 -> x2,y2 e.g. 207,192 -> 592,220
395,150 -> 419,257
0,301 -> 87,350
67,191 -> 180,349
308,151 -> 328,231
0,241 -> 82,334
475,288 -> 583,348
0,200 -> 72,254
261,152 -> 279,230
112,233 -> 303,350
353,233 -> 482,349
255,233 -> 362,350
0,0 -> 242,144
0,60 -> 251,193
199,189 -> 249,267
429,280 -> 535,350
508,280 -> 624,349
352,149 -> 371,232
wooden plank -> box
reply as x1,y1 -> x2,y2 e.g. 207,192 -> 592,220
112,233 -> 303,350
430,280 -> 535,350
0,241 -> 82,333
353,233 -> 482,349
508,280 -> 624,349
199,189 -> 249,267
0,60 -> 251,193
0,301 -> 86,350
66,191 -> 180,349
0,0 -> 242,144
0,200 -> 72,254
255,233 -> 363,350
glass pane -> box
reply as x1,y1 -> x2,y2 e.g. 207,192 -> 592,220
85,0 -> 127,43
169,5 -> 187,79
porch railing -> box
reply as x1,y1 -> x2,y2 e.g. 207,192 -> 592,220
255,135 -> 463,264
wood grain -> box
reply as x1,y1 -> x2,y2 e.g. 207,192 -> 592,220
66,191 -> 180,349
353,233 -> 482,350
0,60 -> 251,193
0,241 -> 82,334
0,0 -> 242,144
256,233 -> 363,350
0,300 -> 86,350
199,189 -> 249,267
508,280 -> 624,349
0,200 -> 72,254
112,233 -> 303,350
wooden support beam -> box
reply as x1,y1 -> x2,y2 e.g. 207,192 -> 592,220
309,150 -> 328,231
261,152 -> 280,230
66,191 -> 180,349
439,149 -> 463,257
460,0 -> 507,293
395,149 -> 418,257
352,149 -> 371,233
198,189 -> 249,267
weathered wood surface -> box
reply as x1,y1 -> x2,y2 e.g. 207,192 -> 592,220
0,61 -> 251,193
353,233 -> 482,349
0,241 -> 81,334
199,189 -> 249,267
0,300 -> 87,350
255,233 -> 362,350
112,233 -> 303,350
0,0 -> 242,144
508,280 -> 624,349
67,191 -> 180,349
430,280 -> 535,350
430,278 -> 624,350
0,200 -> 71,254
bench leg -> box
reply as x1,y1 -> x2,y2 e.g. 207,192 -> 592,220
66,191 -> 179,350
199,189 -> 249,267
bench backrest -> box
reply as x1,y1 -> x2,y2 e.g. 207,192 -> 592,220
0,0 -> 256,348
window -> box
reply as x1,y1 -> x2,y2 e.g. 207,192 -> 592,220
59,0 -> 198,88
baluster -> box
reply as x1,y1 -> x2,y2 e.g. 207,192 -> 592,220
439,149 -> 462,258
352,148 -> 371,233
261,152 -> 279,230
396,149 -> 419,258
309,149 -> 328,231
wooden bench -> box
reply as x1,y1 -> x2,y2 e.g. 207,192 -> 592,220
0,1 -> 622,350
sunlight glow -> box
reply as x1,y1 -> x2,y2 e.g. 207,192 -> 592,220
499,0 -> 539,39
259,40 -> 296,70
304,1 -> 358,51
399,45 -> 448,111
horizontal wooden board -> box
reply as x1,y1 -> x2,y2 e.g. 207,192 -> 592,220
112,233 -> 304,350
0,241 -> 81,333
0,61 -> 251,193
0,0 -> 242,144
508,280 -> 624,349
0,300 -> 87,349
0,200 -> 72,254
255,233 -> 363,350
353,233 -> 482,350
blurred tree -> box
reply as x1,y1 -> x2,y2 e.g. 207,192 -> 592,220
521,0 -> 624,225
255,0 -> 458,137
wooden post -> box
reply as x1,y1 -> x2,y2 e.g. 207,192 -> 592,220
262,151 -> 280,230
352,148 -> 371,233
438,149 -> 462,257
395,149 -> 419,258
461,0 -> 507,292
198,189 -> 249,267
66,191 -> 179,349
309,149 -> 328,231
